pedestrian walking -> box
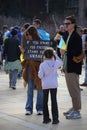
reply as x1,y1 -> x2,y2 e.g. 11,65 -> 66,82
3,29 -> 22,89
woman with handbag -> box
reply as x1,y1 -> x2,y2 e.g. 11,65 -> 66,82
60,15 -> 83,119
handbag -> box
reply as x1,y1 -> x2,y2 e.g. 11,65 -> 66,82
73,52 -> 84,63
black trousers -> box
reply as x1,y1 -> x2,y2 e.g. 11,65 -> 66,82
43,88 -> 59,121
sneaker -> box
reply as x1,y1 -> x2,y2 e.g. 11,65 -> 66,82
66,111 -> 81,119
37,111 -> 43,115
43,118 -> 51,124
52,120 -> 59,124
63,108 -> 74,116
25,111 -> 32,115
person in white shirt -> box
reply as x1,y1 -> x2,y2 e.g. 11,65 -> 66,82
38,47 -> 63,124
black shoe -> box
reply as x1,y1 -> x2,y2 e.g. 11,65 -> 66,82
80,83 -> 87,86
12,87 -> 16,90
52,120 -> 59,124
43,118 -> 51,124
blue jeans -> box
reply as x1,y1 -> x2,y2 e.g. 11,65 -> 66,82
25,77 -> 43,113
84,56 -> 87,84
9,69 -> 18,87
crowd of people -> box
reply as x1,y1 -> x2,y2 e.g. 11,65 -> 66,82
0,15 -> 87,124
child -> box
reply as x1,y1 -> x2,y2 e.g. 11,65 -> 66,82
38,47 -> 63,124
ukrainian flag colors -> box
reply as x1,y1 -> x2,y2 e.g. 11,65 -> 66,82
58,37 -> 67,51
20,53 -> 24,62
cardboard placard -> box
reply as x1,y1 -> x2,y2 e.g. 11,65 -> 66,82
24,40 -> 51,61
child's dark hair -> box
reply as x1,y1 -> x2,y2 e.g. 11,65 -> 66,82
42,47 -> 56,60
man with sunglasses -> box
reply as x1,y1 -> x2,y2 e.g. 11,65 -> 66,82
60,15 -> 83,119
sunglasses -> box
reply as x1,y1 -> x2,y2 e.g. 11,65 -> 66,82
64,22 -> 72,25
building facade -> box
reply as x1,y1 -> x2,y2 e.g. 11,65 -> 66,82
65,0 -> 87,25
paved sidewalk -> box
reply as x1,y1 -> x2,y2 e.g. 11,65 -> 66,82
0,67 -> 87,130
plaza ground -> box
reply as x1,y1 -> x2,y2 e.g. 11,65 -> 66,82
0,66 -> 87,130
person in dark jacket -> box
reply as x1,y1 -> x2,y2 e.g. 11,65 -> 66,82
3,29 -> 22,89
60,15 -> 83,119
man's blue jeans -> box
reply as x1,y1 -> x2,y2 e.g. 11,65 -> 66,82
25,77 -> 43,113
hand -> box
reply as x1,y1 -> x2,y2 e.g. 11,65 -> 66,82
60,49 -> 66,55
54,33 -> 61,41
19,46 -> 25,54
